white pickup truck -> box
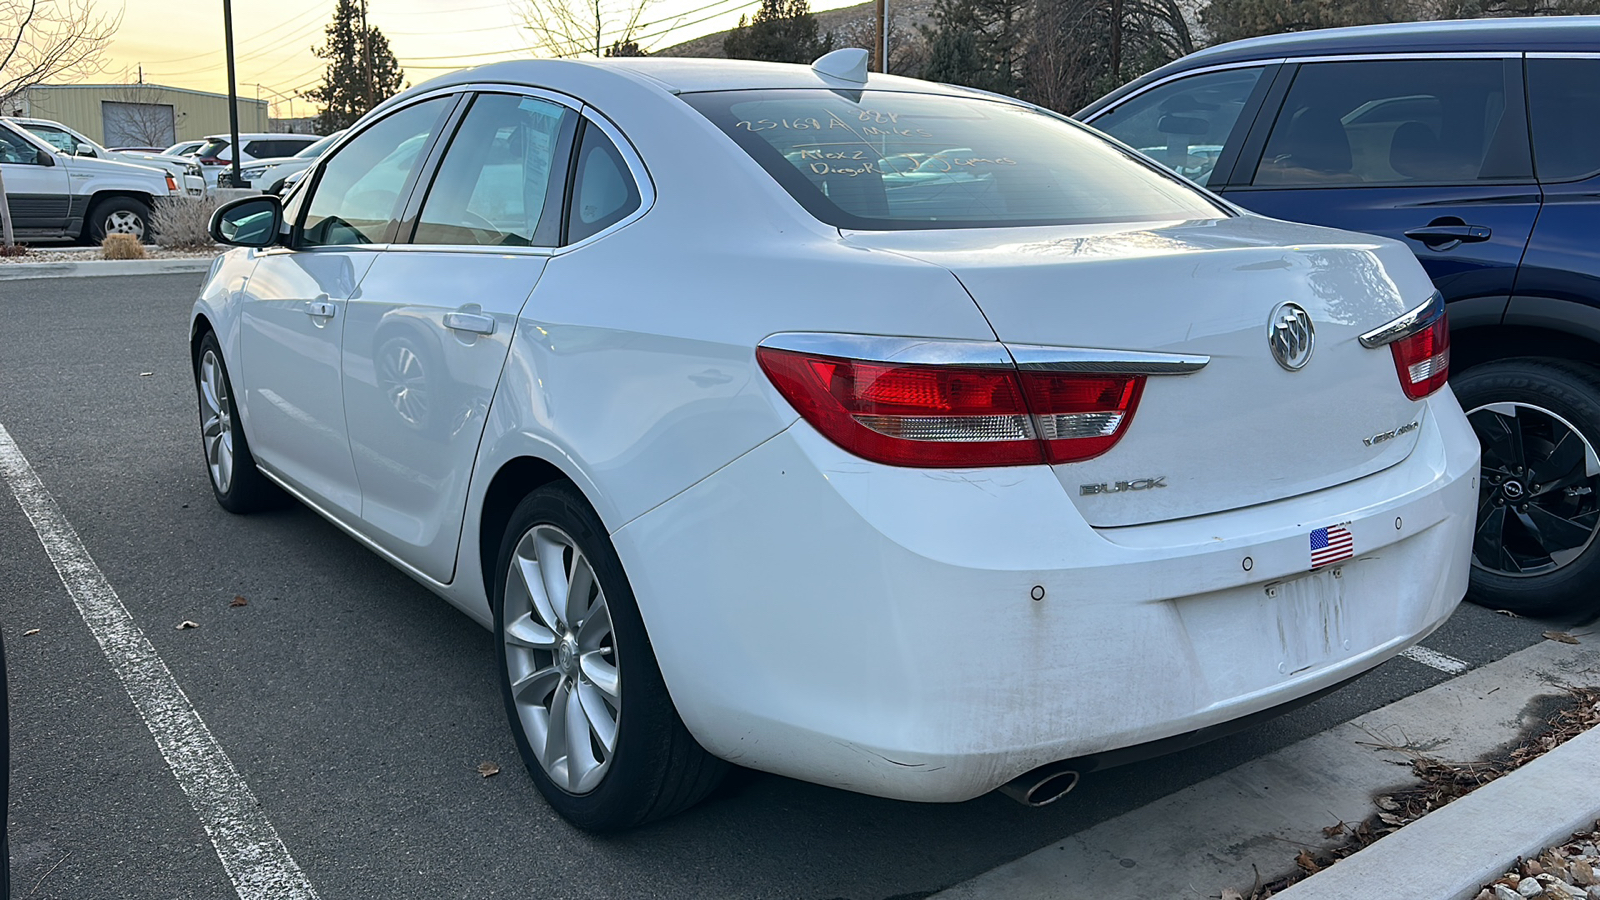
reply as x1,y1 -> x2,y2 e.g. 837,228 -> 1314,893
0,119 -> 178,243
7,116 -> 207,197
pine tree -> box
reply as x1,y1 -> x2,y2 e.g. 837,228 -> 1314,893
723,0 -> 834,64
917,0 -> 1028,95
304,0 -> 405,134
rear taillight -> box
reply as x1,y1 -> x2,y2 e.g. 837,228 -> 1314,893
756,346 -> 1143,468
1359,292 -> 1449,401
1389,311 -> 1449,400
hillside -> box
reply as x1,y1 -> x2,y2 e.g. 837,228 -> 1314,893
653,0 -> 937,59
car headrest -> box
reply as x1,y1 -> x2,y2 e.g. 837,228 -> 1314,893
1390,122 -> 1438,180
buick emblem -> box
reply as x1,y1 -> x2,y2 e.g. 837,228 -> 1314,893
1268,302 -> 1315,371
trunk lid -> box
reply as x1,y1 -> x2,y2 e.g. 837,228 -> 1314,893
844,216 -> 1438,527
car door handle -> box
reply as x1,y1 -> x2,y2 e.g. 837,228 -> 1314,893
444,312 -> 495,335
305,300 -> 336,317
1403,224 -> 1492,246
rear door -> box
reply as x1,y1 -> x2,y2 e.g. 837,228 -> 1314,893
341,91 -> 577,581
1219,55 -> 1540,328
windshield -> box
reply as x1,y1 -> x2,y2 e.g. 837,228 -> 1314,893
296,131 -> 344,158
683,89 -> 1225,230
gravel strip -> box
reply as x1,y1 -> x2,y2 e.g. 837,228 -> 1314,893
1475,824 -> 1600,900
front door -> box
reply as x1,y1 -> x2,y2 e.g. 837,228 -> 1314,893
238,95 -> 457,517
342,91 -> 575,581
0,126 -> 68,231
1220,57 -> 1540,323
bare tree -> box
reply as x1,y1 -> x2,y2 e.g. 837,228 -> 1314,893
521,0 -> 653,58
0,0 -> 120,246
105,82 -> 181,148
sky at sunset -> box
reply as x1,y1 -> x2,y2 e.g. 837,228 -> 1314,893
101,0 -> 861,118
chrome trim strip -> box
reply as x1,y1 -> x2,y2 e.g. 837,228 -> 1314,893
758,333 -> 1210,374
758,333 -> 1014,367
256,466 -> 451,590
1007,345 -> 1210,374
1283,51 -> 1518,63
1526,52 -> 1600,59
1359,291 -> 1446,349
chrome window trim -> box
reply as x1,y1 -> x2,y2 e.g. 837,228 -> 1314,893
1359,291 -> 1445,348
1527,52 -> 1600,59
1283,51 -> 1520,63
551,105 -> 656,255
385,243 -> 557,258
759,333 -> 1211,375
1007,345 -> 1210,374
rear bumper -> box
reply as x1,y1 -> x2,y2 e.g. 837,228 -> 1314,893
613,388 -> 1479,802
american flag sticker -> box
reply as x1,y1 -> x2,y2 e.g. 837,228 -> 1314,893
1310,525 -> 1354,568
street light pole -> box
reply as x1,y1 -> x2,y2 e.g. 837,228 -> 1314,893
223,0 -> 243,188
875,0 -> 887,73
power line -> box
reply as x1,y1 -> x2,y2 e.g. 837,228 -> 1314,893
139,2 -> 331,67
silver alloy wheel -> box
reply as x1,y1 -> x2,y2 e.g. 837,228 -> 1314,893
1467,400 -> 1600,577
198,349 -> 235,493
104,210 -> 146,239
502,523 -> 621,794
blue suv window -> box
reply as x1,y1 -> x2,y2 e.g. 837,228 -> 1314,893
1252,59 -> 1531,187
1091,67 -> 1265,187
1527,58 -> 1600,183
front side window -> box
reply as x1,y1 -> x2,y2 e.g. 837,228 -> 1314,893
413,93 -> 573,247
0,128 -> 46,165
685,89 -> 1224,230
300,97 -> 452,247
1251,59 -> 1531,187
1090,66 -> 1264,186
1526,58 -> 1600,182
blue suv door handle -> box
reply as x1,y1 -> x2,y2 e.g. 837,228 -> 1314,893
1405,223 -> 1492,250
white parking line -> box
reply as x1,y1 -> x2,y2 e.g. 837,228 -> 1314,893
0,422 -> 320,900
1401,645 -> 1472,674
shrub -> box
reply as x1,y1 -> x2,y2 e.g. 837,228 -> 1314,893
0,243 -> 28,257
151,193 -> 220,250
101,234 -> 147,259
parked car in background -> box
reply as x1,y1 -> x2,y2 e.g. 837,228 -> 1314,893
1081,17 -> 1600,618
195,50 -> 1477,831
194,132 -> 321,187
161,139 -> 205,158
0,119 -> 177,241
6,116 -> 206,196
237,129 -> 346,193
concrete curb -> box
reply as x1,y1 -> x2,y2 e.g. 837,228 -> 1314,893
1276,722 -> 1600,900
0,257 -> 216,281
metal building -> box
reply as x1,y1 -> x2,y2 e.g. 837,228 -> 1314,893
7,83 -> 270,148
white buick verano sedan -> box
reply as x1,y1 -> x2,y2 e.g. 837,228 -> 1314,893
193,49 -> 1478,830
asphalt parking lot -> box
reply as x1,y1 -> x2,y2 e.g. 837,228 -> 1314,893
0,271 -> 1573,900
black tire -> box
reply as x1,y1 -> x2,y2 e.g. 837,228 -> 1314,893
493,483 -> 725,831
193,332 -> 282,513
1453,359 -> 1600,617
84,195 -> 152,244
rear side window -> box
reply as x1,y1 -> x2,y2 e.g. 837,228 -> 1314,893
685,89 -> 1223,230
1527,58 -> 1600,182
1251,59 -> 1531,187
1090,66 -> 1265,186
413,93 -> 573,247
197,138 -> 231,159
565,123 -> 641,243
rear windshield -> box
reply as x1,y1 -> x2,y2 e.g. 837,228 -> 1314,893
197,138 -> 230,158
683,89 -> 1225,230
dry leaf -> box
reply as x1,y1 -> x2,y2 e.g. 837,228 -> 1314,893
22,628 -> 39,636
230,596 -> 248,608
1221,890 -> 1244,900
477,762 -> 500,778
1544,632 -> 1581,645
1496,609 -> 1523,618
1376,795 -> 1399,811
1378,812 -> 1407,826
139,372 -> 153,377
1295,850 -> 1322,874
177,620 -> 199,630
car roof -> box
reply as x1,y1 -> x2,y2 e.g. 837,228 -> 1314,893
1082,16 -> 1600,115
407,56 -> 977,100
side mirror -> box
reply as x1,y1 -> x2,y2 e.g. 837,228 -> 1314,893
1157,115 -> 1210,136
75,143 -> 96,157
210,195 -> 283,248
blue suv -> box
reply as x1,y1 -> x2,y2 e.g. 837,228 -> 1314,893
1080,18 -> 1600,617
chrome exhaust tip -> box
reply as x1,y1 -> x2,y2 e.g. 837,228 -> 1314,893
997,765 -> 1081,807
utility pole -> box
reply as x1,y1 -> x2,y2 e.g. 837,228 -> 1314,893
874,0 -> 887,73
223,0 -> 243,189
